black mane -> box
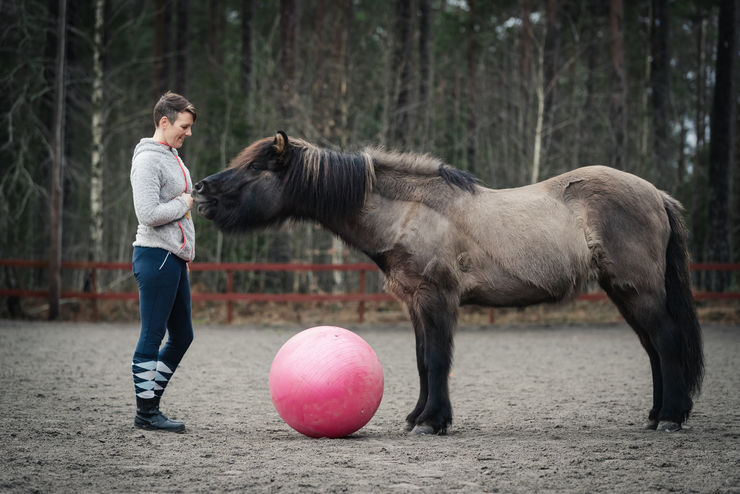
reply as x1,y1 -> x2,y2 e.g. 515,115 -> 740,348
283,141 -> 373,219
282,139 -> 477,218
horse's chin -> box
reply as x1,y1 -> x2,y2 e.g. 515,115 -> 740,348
196,203 -> 216,220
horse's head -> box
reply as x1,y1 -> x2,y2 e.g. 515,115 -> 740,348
193,131 -> 293,233
196,131 -> 375,233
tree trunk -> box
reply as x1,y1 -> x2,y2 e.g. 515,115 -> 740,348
650,0 -> 673,191
279,0 -> 299,124
88,0 -> 105,270
705,0 -> 737,290
542,0 -> 561,174
609,0 -> 628,170
639,7 -> 651,174
691,10 -> 708,284
519,0 -> 533,183
389,0 -> 412,148
531,38 -> 545,184
174,0 -> 189,94
677,120 -> 687,185
208,0 -> 224,70
520,0 -> 532,83
331,0 -> 352,293
574,2 -> 602,168
465,0 -> 478,172
418,0 -> 433,149
241,0 -> 254,113
152,0 -> 171,101
49,0 -> 68,320
278,0 -> 300,290
735,102 -> 740,264
582,1 -> 600,130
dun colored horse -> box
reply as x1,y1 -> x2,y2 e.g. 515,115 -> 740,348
193,131 -> 703,434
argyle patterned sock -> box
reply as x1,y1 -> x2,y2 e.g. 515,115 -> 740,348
152,360 -> 174,397
133,353 -> 178,400
132,355 -> 160,399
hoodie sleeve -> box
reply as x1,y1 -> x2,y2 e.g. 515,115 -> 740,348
131,158 -> 189,227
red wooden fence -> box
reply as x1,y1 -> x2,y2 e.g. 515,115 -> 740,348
1,259 -> 738,323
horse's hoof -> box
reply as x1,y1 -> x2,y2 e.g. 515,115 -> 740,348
656,421 -> 681,432
411,424 -> 436,435
403,422 -> 415,432
644,419 -> 659,430
411,424 -> 447,435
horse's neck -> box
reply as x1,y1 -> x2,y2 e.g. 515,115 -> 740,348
305,201 -> 384,260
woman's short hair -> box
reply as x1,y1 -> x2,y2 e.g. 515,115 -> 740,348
153,91 -> 197,127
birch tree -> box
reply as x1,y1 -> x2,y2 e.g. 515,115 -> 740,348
88,0 -> 105,269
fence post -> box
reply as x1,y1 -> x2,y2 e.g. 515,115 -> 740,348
358,269 -> 366,323
226,270 -> 234,324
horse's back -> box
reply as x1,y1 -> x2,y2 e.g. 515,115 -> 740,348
458,165 -> 671,303
453,174 -> 595,304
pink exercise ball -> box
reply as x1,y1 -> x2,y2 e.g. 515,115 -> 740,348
269,326 -> 384,438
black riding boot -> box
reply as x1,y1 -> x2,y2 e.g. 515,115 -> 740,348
134,396 -> 185,432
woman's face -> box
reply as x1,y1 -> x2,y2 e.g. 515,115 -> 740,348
162,111 -> 194,149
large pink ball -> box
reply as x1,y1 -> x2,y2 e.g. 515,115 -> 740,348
269,326 -> 384,438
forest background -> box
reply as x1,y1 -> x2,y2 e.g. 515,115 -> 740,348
0,0 -> 738,319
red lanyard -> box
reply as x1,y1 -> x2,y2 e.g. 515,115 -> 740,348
157,141 -> 188,193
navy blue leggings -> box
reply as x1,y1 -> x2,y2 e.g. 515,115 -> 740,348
132,246 -> 193,369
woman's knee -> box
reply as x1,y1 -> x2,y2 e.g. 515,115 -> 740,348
170,328 -> 193,351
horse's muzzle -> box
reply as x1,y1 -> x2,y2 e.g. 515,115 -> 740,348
192,182 -> 216,219
193,180 -> 206,195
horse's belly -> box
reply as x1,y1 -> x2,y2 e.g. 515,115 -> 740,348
460,271 -> 568,308
459,241 -> 591,308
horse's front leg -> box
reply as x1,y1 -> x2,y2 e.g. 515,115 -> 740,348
405,309 -> 428,431
407,284 -> 458,435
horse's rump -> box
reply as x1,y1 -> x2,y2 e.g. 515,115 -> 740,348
554,166 -> 670,295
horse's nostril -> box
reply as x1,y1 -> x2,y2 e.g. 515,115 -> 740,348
194,181 -> 205,193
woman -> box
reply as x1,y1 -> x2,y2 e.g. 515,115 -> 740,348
129,91 -> 197,432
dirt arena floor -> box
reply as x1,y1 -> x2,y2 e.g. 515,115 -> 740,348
0,319 -> 738,493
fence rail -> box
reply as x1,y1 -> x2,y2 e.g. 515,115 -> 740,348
1,259 -> 738,323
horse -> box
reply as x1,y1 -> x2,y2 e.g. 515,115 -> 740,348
193,131 -> 704,435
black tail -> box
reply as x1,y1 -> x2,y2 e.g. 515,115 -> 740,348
663,194 -> 704,399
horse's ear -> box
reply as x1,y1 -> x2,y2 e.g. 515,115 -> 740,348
270,131 -> 291,170
273,130 -> 289,156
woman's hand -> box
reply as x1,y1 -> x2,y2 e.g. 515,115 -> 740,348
180,192 -> 194,210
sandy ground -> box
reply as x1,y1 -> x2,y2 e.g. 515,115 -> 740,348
0,319 -> 738,493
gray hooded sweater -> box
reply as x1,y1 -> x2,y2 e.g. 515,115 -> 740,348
130,138 -> 195,261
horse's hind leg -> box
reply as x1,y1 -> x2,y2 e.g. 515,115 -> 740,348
605,286 -> 691,431
608,288 -> 663,427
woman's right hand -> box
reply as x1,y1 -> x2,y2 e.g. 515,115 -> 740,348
180,192 -> 193,210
